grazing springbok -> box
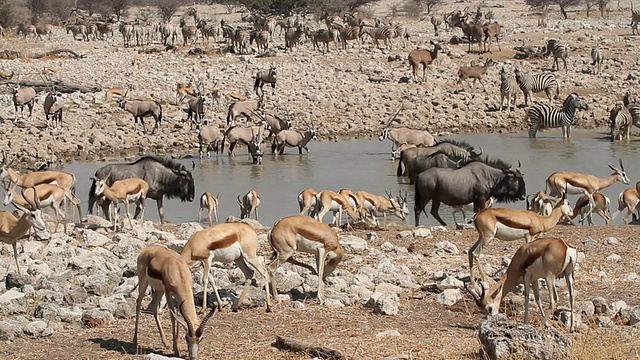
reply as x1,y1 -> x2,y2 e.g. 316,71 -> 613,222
0,188 -> 49,274
12,85 -> 37,120
198,192 -> 219,226
181,223 -> 271,312
268,215 -> 343,304
43,91 -> 64,129
314,190 -> 361,226
611,186 -> 640,224
4,183 -> 70,233
569,192 -> 610,226
408,40 -> 442,83
253,65 -> 276,97
118,90 -> 163,134
355,190 -> 409,222
272,127 -> 316,155
0,153 -> 82,221
470,190 -> 572,285
546,159 -> 630,207
526,191 -> 556,217
93,177 -> 149,231
134,245 -> 216,359
467,237 -> 577,332
298,188 -> 318,217
198,124 -> 224,158
238,189 -> 260,220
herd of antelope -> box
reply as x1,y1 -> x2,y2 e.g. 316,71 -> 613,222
4,4 -> 640,358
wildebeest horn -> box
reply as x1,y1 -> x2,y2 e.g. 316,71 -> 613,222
516,160 -> 521,168
525,194 -> 531,209
476,146 -> 483,156
190,161 -> 195,171
237,195 -> 243,205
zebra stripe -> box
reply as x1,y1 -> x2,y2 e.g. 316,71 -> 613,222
609,104 -> 633,140
499,68 -> 517,112
339,26 -> 361,49
632,10 -> 640,35
360,26 -> 396,49
544,39 -> 569,71
515,68 -> 559,106
526,93 -> 588,138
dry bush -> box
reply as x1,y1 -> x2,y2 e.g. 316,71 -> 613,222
0,0 -> 32,27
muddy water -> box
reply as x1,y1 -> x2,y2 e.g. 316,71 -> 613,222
56,129 -> 638,227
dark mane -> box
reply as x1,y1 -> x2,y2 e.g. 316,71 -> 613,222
130,155 -> 187,172
434,138 -> 475,151
480,156 -> 511,171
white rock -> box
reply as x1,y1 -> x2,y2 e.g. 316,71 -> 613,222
375,330 -> 401,339
436,288 -> 463,306
606,253 -> 621,262
435,241 -> 459,254
412,228 -> 431,237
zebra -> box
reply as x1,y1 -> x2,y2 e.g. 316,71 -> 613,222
609,103 -> 634,141
591,47 -> 603,75
499,67 -> 518,112
623,90 -> 640,129
249,29 -> 270,52
254,65 -> 276,97
339,26 -> 361,50
632,9 -> 640,35
310,29 -> 338,53
360,26 -> 396,50
285,26 -> 304,50
514,68 -> 560,106
544,39 -> 569,71
233,28 -> 250,54
526,92 -> 588,138
391,23 -> 409,48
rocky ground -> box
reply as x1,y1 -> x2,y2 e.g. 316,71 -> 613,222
1,0 -> 640,359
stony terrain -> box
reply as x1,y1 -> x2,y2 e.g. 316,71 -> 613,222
1,1 -> 640,359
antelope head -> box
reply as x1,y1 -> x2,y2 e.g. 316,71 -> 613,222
378,104 -> 404,140
609,158 -> 630,185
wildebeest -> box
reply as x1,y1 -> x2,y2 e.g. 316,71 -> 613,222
400,152 -> 459,184
253,65 -> 276,98
414,158 -> 526,226
43,92 -> 63,129
396,139 -> 482,178
118,95 -> 163,134
88,156 -> 195,224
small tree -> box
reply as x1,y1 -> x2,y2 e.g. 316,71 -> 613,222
526,0 -> 583,19
154,0 -> 186,23
109,0 -> 130,21
0,0 -> 31,26
598,0 -> 610,16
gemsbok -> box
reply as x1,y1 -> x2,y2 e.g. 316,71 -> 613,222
238,189 -> 260,220
93,177 -> 149,230
180,222 -> 272,312
198,192 -> 219,225
467,237 -> 577,332
268,215 -> 343,304
272,127 -> 316,155
134,245 -> 216,359
469,190 -> 572,285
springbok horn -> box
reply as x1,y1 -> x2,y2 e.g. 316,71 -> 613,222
619,158 -> 625,171
195,307 -> 217,337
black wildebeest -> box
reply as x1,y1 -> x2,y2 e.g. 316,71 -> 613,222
253,65 -> 276,98
88,156 -> 195,224
414,158 -> 526,226
396,139 -> 482,178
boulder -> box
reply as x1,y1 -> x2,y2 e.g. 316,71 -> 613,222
367,283 -> 401,316
478,314 -> 572,359
436,288 -> 463,306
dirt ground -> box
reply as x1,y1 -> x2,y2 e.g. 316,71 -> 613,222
2,223 -> 640,360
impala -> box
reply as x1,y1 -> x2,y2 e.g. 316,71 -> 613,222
198,192 -> 219,225
180,222 -> 272,312
93,177 -> 149,231
134,245 -> 216,359
268,215 -> 343,304
469,190 -> 572,284
467,237 -> 577,332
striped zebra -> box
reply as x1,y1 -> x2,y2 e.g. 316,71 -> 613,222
360,26 -> 396,50
499,67 -> 518,112
623,90 -> 640,129
234,28 -> 250,54
609,103 -> 634,140
339,26 -> 361,50
544,39 -> 569,71
514,68 -> 560,106
285,26 -> 304,50
392,23 -> 409,48
526,93 -> 588,139
310,29 -> 338,53
590,47 -> 603,75
632,9 -> 640,35
249,29 -> 270,52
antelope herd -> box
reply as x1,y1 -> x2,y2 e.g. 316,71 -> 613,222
4,3 -> 640,358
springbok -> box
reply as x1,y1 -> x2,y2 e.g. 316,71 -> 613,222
198,192 -> 219,225
611,187 -> 640,224
181,222 -> 271,312
134,245 -> 216,359
526,191 -> 556,217
268,215 -> 343,304
469,190 -> 572,285
298,188 -> 318,217
0,188 -> 49,274
569,192 -> 610,226
238,189 -> 260,220
314,190 -> 361,226
4,183 -> 70,233
546,159 -> 630,207
93,177 -> 149,231
467,237 -> 577,332
354,190 -> 409,222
